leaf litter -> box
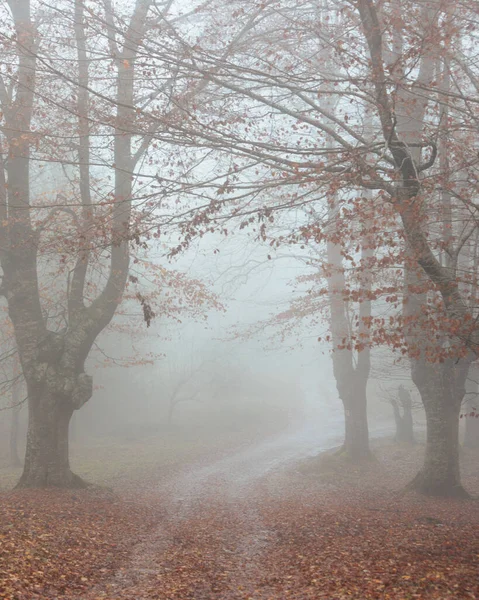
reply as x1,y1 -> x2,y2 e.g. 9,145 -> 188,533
0,443 -> 478,600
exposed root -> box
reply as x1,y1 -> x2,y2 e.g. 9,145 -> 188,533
15,470 -> 89,490
405,471 -> 471,499
333,445 -> 374,463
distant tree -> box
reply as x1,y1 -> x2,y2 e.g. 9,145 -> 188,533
464,363 -> 479,449
165,358 -> 207,426
392,385 -> 415,445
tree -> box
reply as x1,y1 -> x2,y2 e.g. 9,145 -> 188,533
0,0 -> 218,488
163,350 -> 212,425
356,0 -> 479,354
324,195 -> 373,460
229,195 -> 376,460
0,0 -> 154,488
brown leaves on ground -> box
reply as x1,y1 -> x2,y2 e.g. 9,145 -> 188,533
0,488 -> 159,599
253,490 -> 479,599
95,489 -> 478,600
0,443 -> 478,600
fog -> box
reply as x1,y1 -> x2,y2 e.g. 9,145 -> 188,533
74,236 -> 333,442
2,222 -> 401,466
63,230 -> 398,456
0,1 -> 478,597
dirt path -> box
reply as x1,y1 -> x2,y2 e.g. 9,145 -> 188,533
90,428 -> 478,600
3,423 -> 476,599
87,421 -> 400,599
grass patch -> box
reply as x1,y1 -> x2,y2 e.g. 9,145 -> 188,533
70,433 -> 216,487
0,427 -> 261,491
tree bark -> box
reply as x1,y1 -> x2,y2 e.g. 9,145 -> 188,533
464,363 -> 479,448
10,406 -> 22,468
15,331 -> 94,488
9,358 -> 23,467
464,409 -> 479,448
17,385 -> 86,488
409,359 -> 469,497
403,253 -> 471,495
341,385 -> 370,460
326,191 -> 372,462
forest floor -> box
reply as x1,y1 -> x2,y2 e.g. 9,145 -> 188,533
0,436 -> 478,600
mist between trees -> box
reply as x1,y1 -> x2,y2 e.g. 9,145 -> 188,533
0,0 -> 478,499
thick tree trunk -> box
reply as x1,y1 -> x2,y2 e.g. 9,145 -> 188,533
17,385 -> 87,489
69,412 -> 77,444
402,229 -> 468,494
409,360 -> 469,497
341,389 -> 370,460
410,397 -> 462,496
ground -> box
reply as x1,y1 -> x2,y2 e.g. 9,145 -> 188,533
0,434 -> 478,600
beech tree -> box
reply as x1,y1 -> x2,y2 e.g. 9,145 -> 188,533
325,197 -> 373,460
381,0 -> 475,496
0,0 -> 154,488
230,194 -> 376,460
0,0 -> 220,488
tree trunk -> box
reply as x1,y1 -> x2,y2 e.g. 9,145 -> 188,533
401,402 -> 414,444
326,192 -> 372,463
10,406 -> 22,468
464,363 -> 479,448
341,388 -> 370,460
392,387 -> 415,444
410,396 -> 462,496
402,234 -> 468,495
393,407 -> 415,445
70,412 -> 77,444
409,360 -> 469,497
10,357 -> 23,468
17,386 -> 86,489
464,410 -> 479,448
